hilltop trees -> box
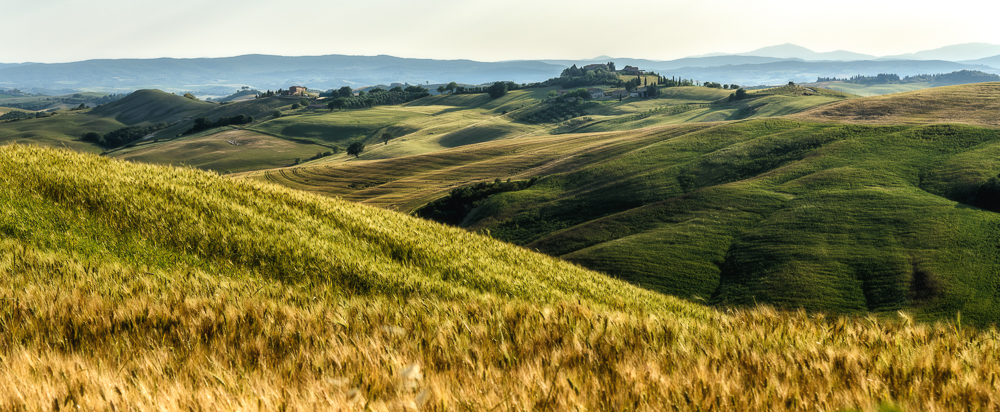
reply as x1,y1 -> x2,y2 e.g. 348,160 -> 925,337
845,74 -> 900,85
347,141 -> 365,158
552,67 -> 621,88
445,82 -> 458,94
338,86 -> 354,97
488,81 -> 508,98
728,88 -> 748,102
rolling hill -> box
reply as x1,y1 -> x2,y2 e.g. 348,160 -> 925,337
795,83 -> 1000,126
2,144 -> 999,410
0,89 -> 216,153
88,89 -> 214,124
236,83 -> 1000,327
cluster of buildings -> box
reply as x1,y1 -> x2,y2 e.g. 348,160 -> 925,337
284,86 -> 308,96
580,64 -> 644,75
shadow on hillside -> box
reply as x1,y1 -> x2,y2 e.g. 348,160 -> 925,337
438,125 -> 511,148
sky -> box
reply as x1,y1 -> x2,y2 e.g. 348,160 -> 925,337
3,0 -> 1000,63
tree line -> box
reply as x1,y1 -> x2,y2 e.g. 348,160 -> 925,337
327,86 -> 430,110
0,111 -> 51,122
81,123 -> 168,148
820,70 -> 1000,86
184,114 -> 254,135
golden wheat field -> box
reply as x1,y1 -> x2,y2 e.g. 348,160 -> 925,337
1,145 -> 999,411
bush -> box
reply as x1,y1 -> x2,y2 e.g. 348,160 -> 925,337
488,82 -> 508,99
347,142 -> 365,158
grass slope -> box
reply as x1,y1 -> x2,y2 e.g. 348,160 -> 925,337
5,145 -> 1000,410
114,128 -> 332,173
0,90 -> 219,152
89,89 -> 215,125
474,120 -> 1000,325
244,87 -> 1000,325
795,82 -> 1000,126
0,112 -> 124,152
816,81 -> 934,96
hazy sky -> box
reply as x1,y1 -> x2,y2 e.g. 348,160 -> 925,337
4,0 -> 999,63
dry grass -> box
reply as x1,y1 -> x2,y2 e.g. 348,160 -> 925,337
794,82 -> 1000,126
238,123 -> 712,211
3,243 -> 1000,411
4,144 -> 1000,411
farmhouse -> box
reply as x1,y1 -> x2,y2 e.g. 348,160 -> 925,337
629,87 -> 648,98
583,63 -> 609,72
587,88 -> 605,99
622,66 -> 643,75
287,86 -> 308,96
606,89 -> 628,99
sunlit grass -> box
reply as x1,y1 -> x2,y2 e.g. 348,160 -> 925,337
5,145 -> 1000,409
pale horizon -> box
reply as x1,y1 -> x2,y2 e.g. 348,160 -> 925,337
4,0 -> 1000,64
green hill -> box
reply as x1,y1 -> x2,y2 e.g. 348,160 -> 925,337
0,90 -> 218,152
795,82 -> 1000,126
89,89 -> 215,125
0,111 -> 125,152
3,144 -> 1000,410
242,83 -> 1000,326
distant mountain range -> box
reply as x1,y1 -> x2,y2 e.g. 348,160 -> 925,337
1,43 -> 999,96
692,44 -> 877,61
656,60 -> 998,86
0,55 -> 567,95
694,43 -> 1000,62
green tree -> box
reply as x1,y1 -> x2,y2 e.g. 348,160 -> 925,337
328,98 -> 347,111
183,93 -> 198,100
272,110 -> 282,118
338,86 -> 354,98
445,82 -> 458,94
487,81 -> 508,99
437,85 -> 446,94
347,141 -> 365,158
647,84 -> 660,98
381,132 -> 394,145
81,132 -> 102,144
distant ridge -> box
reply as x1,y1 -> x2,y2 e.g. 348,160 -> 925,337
689,43 -> 1000,62
883,43 -> 1000,61
2,44 -> 1000,94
